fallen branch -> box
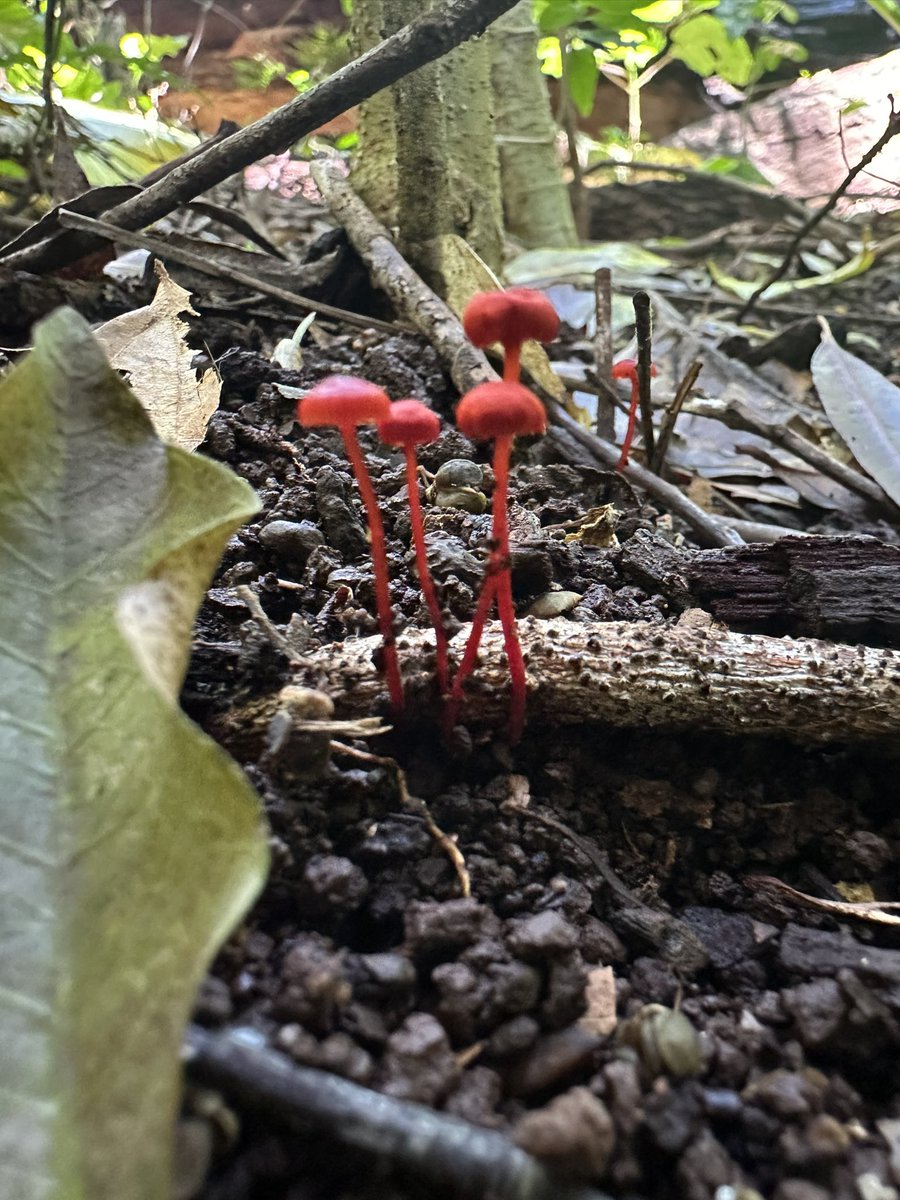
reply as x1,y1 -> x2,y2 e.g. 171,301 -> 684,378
2,0 -> 521,275
290,616 -> 900,745
185,1025 -> 612,1200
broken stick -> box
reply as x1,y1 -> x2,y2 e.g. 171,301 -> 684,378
288,617 -> 900,746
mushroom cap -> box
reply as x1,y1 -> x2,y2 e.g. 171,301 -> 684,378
298,375 -> 391,428
377,398 -> 441,447
456,381 -> 547,441
612,358 -> 658,380
463,288 -> 560,350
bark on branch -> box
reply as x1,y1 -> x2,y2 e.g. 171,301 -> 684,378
295,617 -> 900,745
2,0 -> 521,275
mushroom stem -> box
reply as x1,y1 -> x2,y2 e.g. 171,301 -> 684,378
616,374 -> 640,471
447,434 -> 527,743
401,446 -> 450,695
503,343 -> 522,383
340,431 -> 404,714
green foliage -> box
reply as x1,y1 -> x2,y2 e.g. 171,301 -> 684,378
864,0 -> 900,34
535,0 -> 807,140
0,0 -> 185,111
0,308 -> 268,1200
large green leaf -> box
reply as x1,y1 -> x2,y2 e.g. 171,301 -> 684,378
0,308 -> 269,1200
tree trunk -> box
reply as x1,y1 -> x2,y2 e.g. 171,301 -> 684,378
489,0 -> 578,247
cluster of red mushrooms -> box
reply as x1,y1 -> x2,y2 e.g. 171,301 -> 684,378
298,287 -> 650,743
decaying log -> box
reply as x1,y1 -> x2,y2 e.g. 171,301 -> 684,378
291,616 -> 900,746
618,532 -> 900,647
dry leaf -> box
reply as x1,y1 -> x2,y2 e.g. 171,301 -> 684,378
812,318 -> 900,506
96,261 -> 221,451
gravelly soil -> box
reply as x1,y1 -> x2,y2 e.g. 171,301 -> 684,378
176,324 -> 900,1200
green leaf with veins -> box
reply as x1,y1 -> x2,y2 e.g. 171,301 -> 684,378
0,308 -> 268,1200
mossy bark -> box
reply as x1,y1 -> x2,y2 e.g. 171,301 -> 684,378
348,0 -> 398,226
350,0 -> 505,287
489,0 -> 578,247
440,33 -> 504,273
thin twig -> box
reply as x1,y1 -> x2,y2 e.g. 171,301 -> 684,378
684,395 -> 897,514
650,359 -> 702,475
593,268 -> 616,441
633,291 -> 655,464
56,208 -> 402,335
549,400 -> 743,548
330,741 -> 471,899
736,95 -> 900,321
184,1025 -> 612,1200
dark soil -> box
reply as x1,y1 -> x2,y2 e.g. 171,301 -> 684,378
177,314 -> 900,1200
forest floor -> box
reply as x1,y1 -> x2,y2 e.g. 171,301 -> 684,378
3,169 -> 897,1200
146,220 -> 900,1200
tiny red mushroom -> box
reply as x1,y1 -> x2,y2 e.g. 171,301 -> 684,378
463,288 -> 560,384
297,375 -> 403,715
613,358 -> 658,472
448,380 -> 547,743
376,399 -> 449,697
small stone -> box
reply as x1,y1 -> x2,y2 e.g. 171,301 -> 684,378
379,1012 -> 460,1105
773,1181 -> 831,1200
525,590 -> 583,618
514,1087 -> 616,1179
486,1015 -> 540,1059
782,979 -> 846,1049
507,911 -> 579,960
743,1069 -> 822,1119
504,1027 -> 601,1097
259,519 -> 324,563
405,899 -> 500,958
299,855 -> 369,915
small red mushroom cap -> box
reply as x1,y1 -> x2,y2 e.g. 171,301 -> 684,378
377,398 -> 441,447
456,381 -> 547,441
463,288 -> 560,350
613,358 -> 658,380
298,375 -> 391,428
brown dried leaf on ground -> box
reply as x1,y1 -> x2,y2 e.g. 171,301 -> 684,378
96,260 -> 221,451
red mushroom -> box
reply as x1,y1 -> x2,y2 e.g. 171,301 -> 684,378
298,375 -> 403,715
613,358 -> 658,472
377,399 -> 449,696
448,380 -> 547,743
463,288 -> 560,384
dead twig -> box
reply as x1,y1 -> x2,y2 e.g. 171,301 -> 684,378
56,208 -> 401,335
684,394 -> 897,514
184,1025 -> 612,1200
330,740 -> 470,898
549,401 -> 743,547
736,95 -> 900,321
650,359 -> 702,476
293,616 -> 900,746
632,291 -> 655,465
592,267 -> 616,441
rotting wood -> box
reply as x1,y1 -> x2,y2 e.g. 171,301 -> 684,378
616,531 -> 900,647
270,616 -> 900,746
1,0 -> 523,276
